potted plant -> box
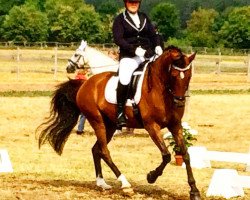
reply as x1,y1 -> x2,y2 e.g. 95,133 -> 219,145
164,122 -> 198,166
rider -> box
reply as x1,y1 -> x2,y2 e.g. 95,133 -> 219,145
112,0 -> 163,129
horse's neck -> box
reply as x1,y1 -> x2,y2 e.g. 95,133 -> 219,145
86,47 -> 118,68
148,55 -> 170,90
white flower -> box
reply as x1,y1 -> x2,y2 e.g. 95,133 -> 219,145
189,129 -> 198,135
163,122 -> 198,140
182,122 -> 191,130
163,132 -> 172,139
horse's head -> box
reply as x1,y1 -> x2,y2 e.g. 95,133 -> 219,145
165,46 -> 196,107
66,40 -> 88,73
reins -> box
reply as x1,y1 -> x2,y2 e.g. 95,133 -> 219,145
68,50 -> 85,69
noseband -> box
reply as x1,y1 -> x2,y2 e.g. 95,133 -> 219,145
68,51 -> 85,70
167,63 -> 192,107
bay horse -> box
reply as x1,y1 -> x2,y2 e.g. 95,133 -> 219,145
37,45 -> 200,200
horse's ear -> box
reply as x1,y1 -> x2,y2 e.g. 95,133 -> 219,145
79,40 -> 87,50
189,52 -> 196,63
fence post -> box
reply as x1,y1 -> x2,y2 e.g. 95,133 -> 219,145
216,51 -> 221,74
248,54 -> 250,82
54,46 -> 58,80
16,47 -> 20,80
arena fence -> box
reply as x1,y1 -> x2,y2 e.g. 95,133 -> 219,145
0,43 -> 249,82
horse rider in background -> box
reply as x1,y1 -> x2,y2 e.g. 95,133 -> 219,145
112,0 -> 163,129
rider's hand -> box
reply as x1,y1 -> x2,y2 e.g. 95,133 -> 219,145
135,47 -> 146,57
155,46 -> 163,56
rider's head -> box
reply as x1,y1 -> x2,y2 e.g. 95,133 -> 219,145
123,0 -> 141,14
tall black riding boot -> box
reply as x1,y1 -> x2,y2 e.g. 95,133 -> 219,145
116,81 -> 129,129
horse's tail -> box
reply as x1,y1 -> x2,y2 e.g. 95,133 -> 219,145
37,79 -> 83,155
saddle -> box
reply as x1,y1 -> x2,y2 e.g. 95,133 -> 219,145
105,61 -> 150,122
104,60 -> 149,107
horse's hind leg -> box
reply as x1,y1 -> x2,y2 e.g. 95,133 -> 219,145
92,141 -> 112,189
170,126 -> 201,200
90,115 -> 132,190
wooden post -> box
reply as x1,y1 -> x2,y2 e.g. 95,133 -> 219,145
247,54 -> 250,82
191,50 -> 195,75
16,47 -> 20,80
217,51 -> 221,74
54,46 -> 58,80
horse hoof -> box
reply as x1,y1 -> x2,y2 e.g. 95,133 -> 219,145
190,191 -> 201,200
147,170 -> 157,184
122,187 -> 134,196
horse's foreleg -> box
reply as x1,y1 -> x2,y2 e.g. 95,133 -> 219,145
147,154 -> 171,183
183,154 -> 201,200
146,126 -> 171,184
172,128 -> 201,200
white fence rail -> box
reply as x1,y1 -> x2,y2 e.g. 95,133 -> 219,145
0,46 -> 249,81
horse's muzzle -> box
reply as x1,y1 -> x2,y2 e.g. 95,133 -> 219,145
66,65 -> 75,73
173,97 -> 186,107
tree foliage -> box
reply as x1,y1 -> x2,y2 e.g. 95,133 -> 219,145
0,0 -> 249,48
218,6 -> 250,48
0,0 -> 25,15
2,3 -> 49,42
150,3 -> 180,41
46,3 -> 104,42
186,8 -> 219,47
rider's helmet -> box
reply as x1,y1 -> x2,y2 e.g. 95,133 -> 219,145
123,0 -> 142,10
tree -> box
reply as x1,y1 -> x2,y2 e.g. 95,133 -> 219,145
25,0 -> 47,11
0,0 -> 25,15
47,3 -> 104,43
2,4 -> 49,42
0,0 -> 26,38
150,3 -> 180,41
218,6 -> 250,48
168,0 -> 200,28
186,8 -> 219,47
94,0 -> 119,16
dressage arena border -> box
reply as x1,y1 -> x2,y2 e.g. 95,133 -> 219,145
185,146 -> 250,198
0,149 -> 13,173
185,146 -> 250,171
207,169 -> 250,199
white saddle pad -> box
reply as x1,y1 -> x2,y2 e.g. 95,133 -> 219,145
104,63 -> 148,106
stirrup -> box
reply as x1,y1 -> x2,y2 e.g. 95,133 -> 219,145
116,114 -> 126,129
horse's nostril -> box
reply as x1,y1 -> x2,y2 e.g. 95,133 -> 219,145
66,66 -> 75,73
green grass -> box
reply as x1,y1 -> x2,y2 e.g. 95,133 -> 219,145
1,89 -> 250,97
0,90 -> 53,97
192,88 -> 250,95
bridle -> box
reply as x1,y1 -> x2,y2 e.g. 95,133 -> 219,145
68,50 -> 85,70
167,62 -> 192,108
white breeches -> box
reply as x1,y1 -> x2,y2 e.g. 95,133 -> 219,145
118,56 -> 145,85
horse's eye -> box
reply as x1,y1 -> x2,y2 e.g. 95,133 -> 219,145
74,54 -> 78,57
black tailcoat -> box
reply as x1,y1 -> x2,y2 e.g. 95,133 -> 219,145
112,10 -> 161,59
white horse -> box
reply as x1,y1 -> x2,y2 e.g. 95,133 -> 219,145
66,40 -> 119,75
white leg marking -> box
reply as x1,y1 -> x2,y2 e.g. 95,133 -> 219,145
96,176 -> 112,190
117,174 -> 131,188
